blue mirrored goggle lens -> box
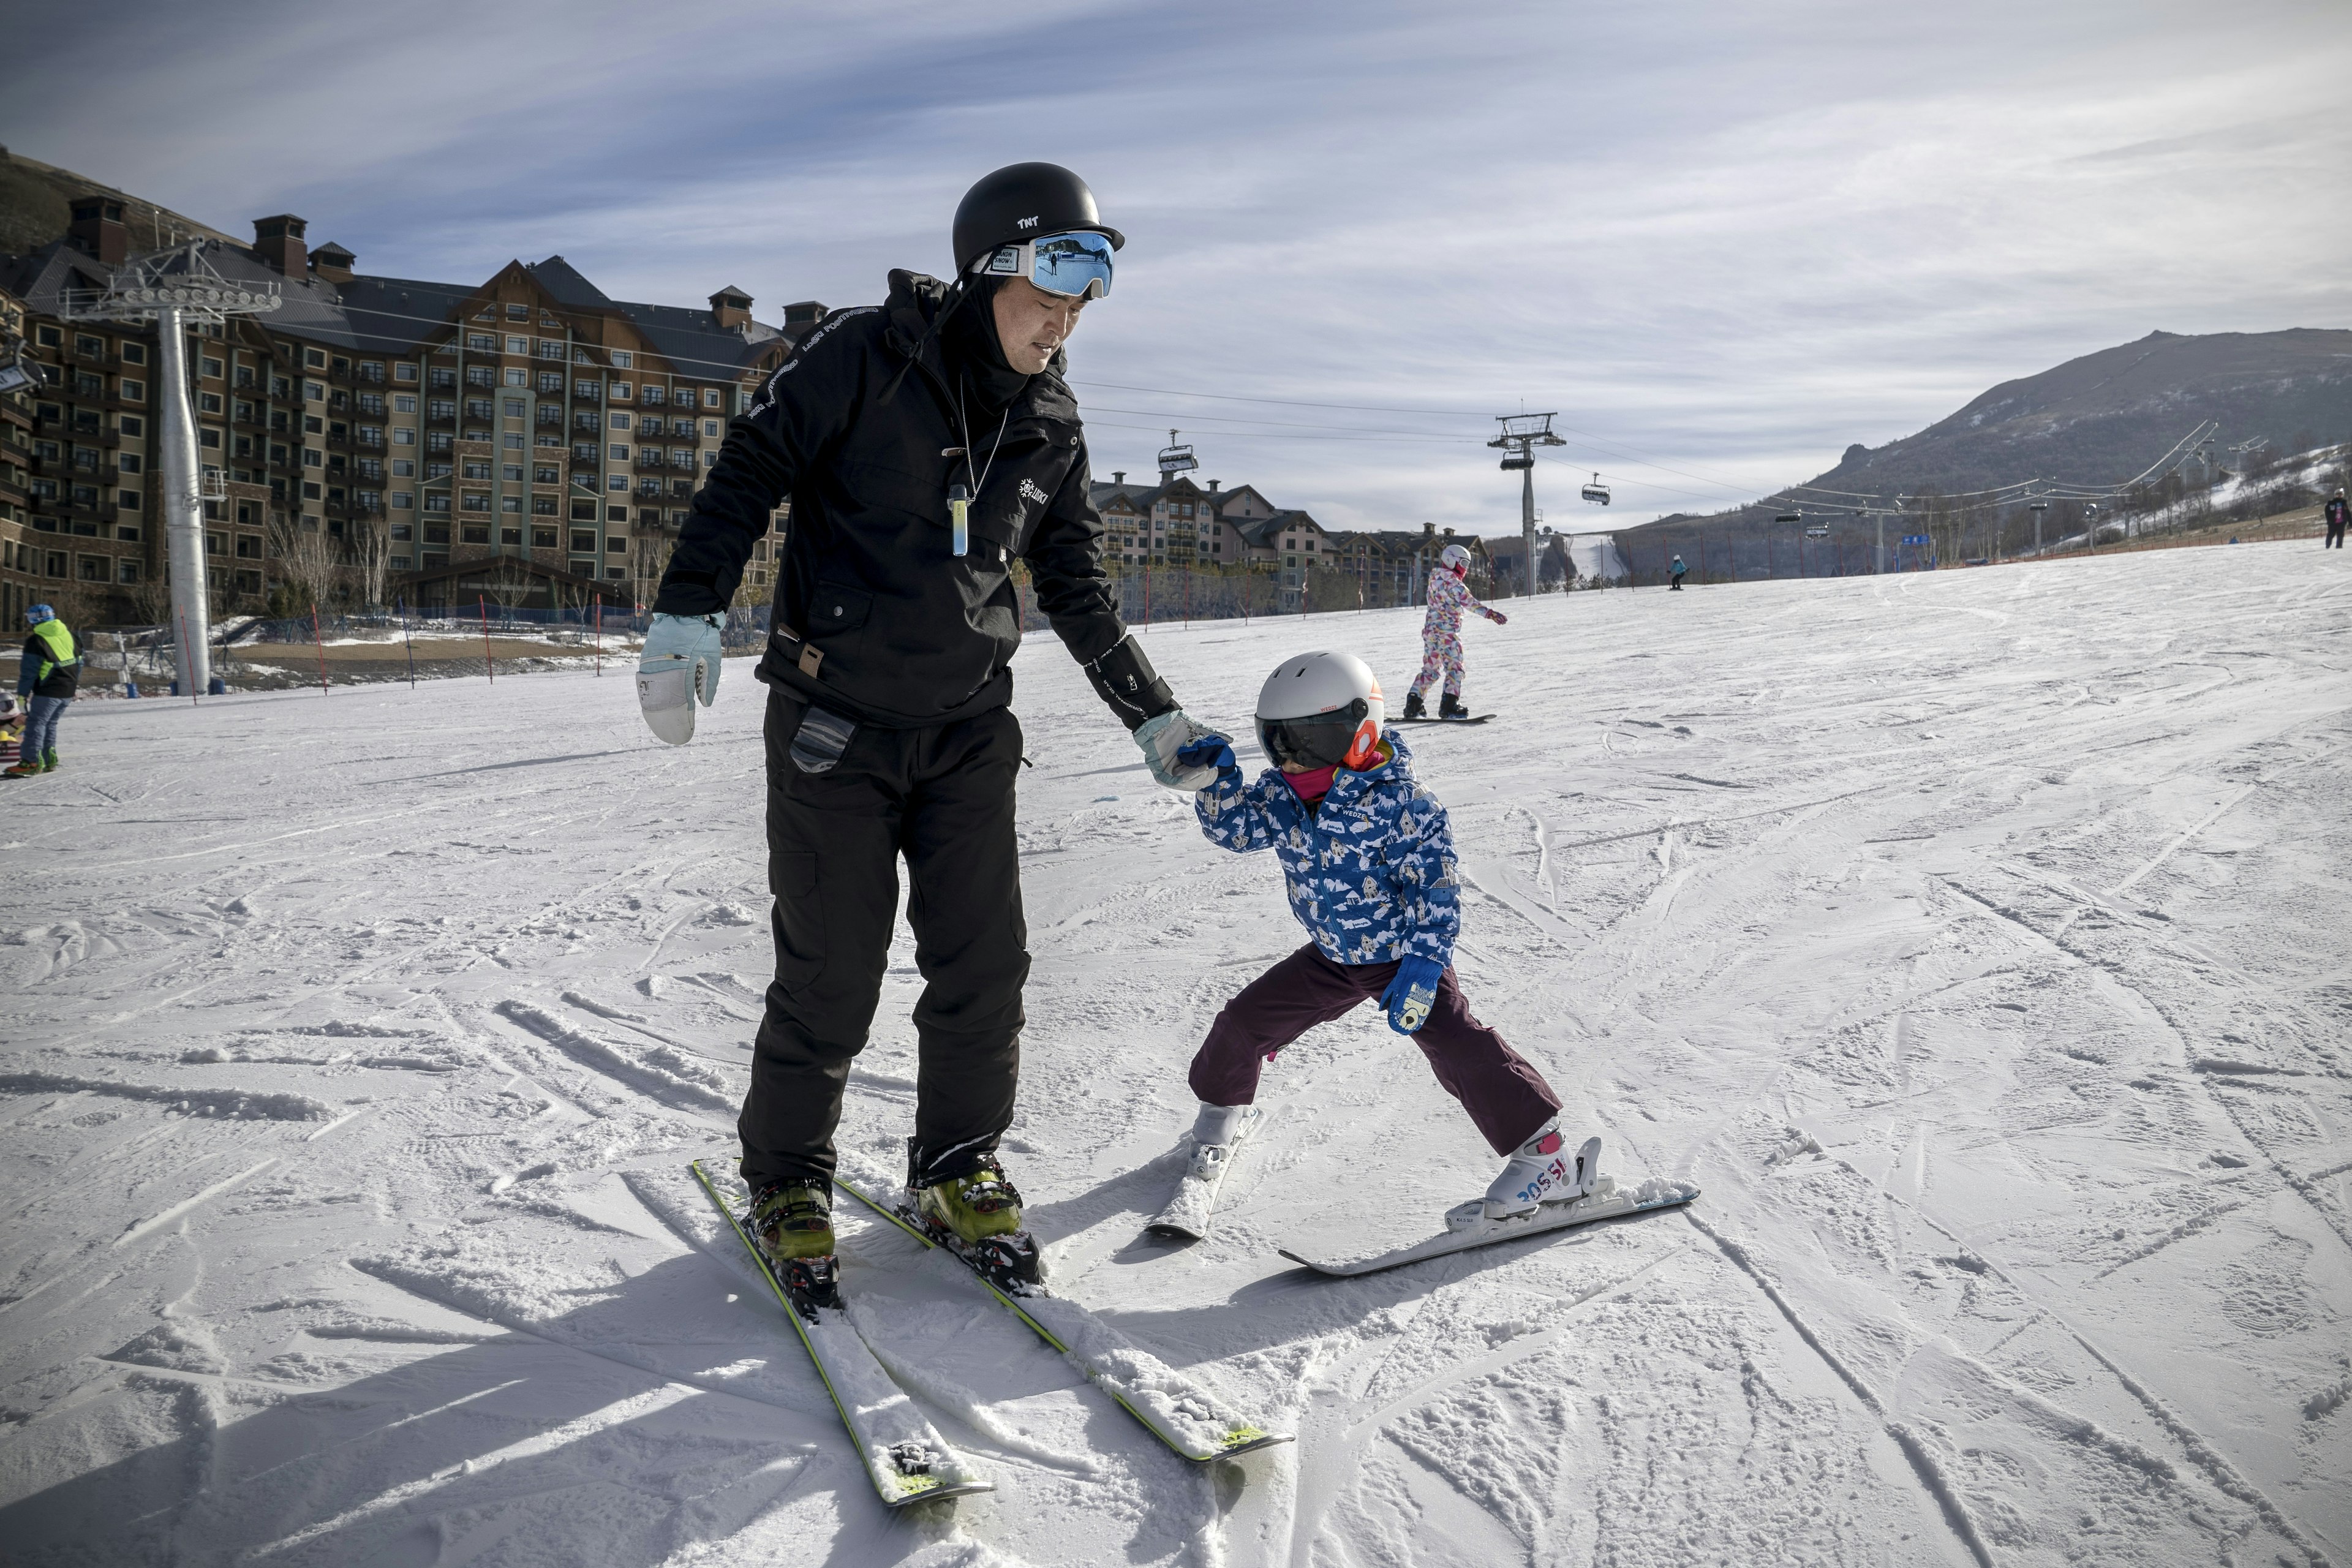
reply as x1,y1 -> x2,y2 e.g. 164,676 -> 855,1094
1029,232 -> 1114,300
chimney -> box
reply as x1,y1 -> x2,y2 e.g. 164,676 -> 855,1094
709,286 -> 753,331
252,214 -> 309,276
68,199 -> 127,265
1207,479 -> 1220,491
1112,470 -> 1125,484
311,241 -> 356,282
1422,521 -> 1436,539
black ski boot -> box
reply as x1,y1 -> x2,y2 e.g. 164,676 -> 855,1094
1439,693 -> 1470,720
1402,690 -> 1427,720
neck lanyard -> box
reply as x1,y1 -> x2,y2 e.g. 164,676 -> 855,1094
949,380 -> 1011,559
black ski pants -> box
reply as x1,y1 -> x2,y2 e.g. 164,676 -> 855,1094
741,690 -> 1030,1191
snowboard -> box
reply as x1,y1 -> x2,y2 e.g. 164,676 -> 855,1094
1145,1104 -> 1269,1242
688,1159 -> 993,1507
1279,1174 -> 1700,1278
1391,714 -> 1493,726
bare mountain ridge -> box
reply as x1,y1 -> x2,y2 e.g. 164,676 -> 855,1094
1816,327 -> 2352,499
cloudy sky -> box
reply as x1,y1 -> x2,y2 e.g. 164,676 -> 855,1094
8,0 -> 2348,534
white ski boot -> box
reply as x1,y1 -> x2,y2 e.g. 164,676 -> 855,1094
1478,1120 -> 1600,1221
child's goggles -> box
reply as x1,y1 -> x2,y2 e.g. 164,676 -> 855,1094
1257,699 -> 1373,771
974,231 -> 1115,300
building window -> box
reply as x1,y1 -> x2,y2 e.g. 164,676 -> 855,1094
118,488 -> 140,508
608,383 -> 632,401
606,505 -> 628,522
703,419 -> 720,438
306,349 -> 326,369
424,494 -> 450,512
641,385 -> 666,406
119,560 -> 140,584
537,340 -> 563,360
703,388 -> 721,409
610,412 -> 632,431
505,335 -> 527,354
121,343 -> 146,365
500,496 -> 521,513
391,492 -> 414,509
120,379 -> 145,402
501,398 -> 524,418
506,304 -> 529,321
570,502 -> 597,522
462,524 -> 491,544
611,352 -> 632,369
37,325 -> 61,347
393,428 -> 415,446
199,392 -> 222,413
504,368 -> 526,387
202,356 -> 224,379
609,443 -> 629,460
395,362 -> 418,382
119,415 -> 143,437
606,475 -> 627,491
467,333 -> 495,353
118,453 -> 141,474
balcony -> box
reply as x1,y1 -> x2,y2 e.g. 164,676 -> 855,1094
536,407 -> 564,427
568,450 -> 600,469
71,344 -> 121,369
424,412 -> 456,429
633,450 -> 666,470
235,407 -> 269,431
463,369 -> 496,390
355,429 -> 385,450
356,364 -> 387,384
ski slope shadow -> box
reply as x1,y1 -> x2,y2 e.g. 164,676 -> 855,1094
0,1255 -> 930,1568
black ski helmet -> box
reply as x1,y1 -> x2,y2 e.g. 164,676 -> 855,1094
952,162 -> 1125,277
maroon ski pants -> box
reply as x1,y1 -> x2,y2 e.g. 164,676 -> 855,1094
1187,943 -> 1561,1155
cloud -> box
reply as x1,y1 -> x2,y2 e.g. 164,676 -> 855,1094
6,0 -> 2347,531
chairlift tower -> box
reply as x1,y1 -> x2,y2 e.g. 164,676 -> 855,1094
1489,413 -> 1565,596
61,244 -> 281,696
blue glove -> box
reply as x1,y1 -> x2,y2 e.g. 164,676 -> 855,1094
636,611 -> 725,746
1134,710 -> 1228,791
1175,735 -> 1237,778
1382,955 -> 1446,1035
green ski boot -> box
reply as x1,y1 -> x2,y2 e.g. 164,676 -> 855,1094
41,749 -> 58,772
912,1151 -> 1042,1288
747,1176 -> 840,1311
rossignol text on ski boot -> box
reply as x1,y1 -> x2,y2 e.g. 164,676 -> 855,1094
910,1141 -> 1044,1290
749,1176 -> 842,1312
1402,690 -> 1427,720
1477,1119 -> 1601,1221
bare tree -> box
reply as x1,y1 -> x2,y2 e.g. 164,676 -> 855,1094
270,512 -> 342,614
349,516 -> 394,612
482,552 -> 536,613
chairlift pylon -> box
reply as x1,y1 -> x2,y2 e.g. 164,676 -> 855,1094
1579,472 -> 1610,505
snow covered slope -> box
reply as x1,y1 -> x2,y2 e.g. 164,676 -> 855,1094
2,544 -> 2346,1567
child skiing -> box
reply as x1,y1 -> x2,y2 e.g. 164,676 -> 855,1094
1172,651 -> 1594,1226
1668,554 -> 1687,589
1403,543 -> 1506,720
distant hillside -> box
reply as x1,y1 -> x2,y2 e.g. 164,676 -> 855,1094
1602,328 -> 2352,574
1807,328 -> 2352,500
0,145 -> 238,257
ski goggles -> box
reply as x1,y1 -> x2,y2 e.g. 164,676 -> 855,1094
1257,699 -> 1374,771
974,230 -> 1115,300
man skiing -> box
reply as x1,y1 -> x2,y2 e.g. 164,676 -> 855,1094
1668,554 -> 1687,590
1172,651 -> 1588,1220
2326,490 -> 2346,549
7,604 -> 79,778
636,164 -> 1224,1294
1401,542 -> 1506,720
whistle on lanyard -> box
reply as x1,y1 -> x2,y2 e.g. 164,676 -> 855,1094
948,482 -> 971,557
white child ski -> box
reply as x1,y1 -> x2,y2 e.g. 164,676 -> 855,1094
1279,1173 -> 1700,1278
687,1159 -> 993,1508
1145,1104 -> 1269,1242
832,1152 -> 1292,1463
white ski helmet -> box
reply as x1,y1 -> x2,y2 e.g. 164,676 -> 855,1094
1256,650 -> 1385,771
1438,543 -> 1471,573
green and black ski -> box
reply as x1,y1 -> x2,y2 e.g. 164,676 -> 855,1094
688,1159 -> 992,1508
834,1153 -> 1292,1464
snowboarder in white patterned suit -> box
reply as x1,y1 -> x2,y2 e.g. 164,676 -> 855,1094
1402,543 -> 1506,720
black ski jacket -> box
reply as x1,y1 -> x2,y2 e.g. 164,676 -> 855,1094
652,270 -> 1174,731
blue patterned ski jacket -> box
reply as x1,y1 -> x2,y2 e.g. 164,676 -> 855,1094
1192,729 -> 1459,968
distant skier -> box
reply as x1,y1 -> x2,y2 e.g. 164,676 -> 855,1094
8,604 -> 79,778
1402,543 -> 1506,720
1173,652 -> 1594,1223
1668,554 -> 1687,590
2327,490 -> 2346,549
635,163 -> 1226,1293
